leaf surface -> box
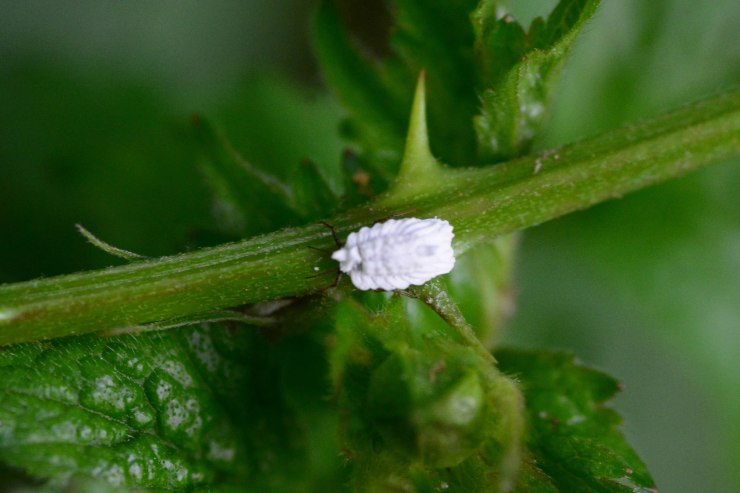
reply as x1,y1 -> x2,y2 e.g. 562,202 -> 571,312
473,0 -> 601,161
0,323 -> 344,491
495,349 -> 657,492
330,297 -> 524,492
314,0 -> 601,171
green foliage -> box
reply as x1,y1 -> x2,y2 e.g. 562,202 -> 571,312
1,0 -> 738,491
435,236 -> 519,347
496,350 -> 655,492
472,0 -> 600,161
505,161 -> 740,492
199,75 -> 349,234
0,326 -> 245,490
194,115 -> 298,237
0,323 -> 344,491
330,297 -> 524,491
313,0 -> 599,177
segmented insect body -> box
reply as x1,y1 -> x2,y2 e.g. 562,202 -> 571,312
331,217 -> 455,291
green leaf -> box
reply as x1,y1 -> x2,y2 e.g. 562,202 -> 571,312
212,75 -> 346,190
331,297 -> 524,492
193,116 -> 297,237
387,0 -> 481,166
312,0 -> 480,173
287,159 -> 338,222
440,237 -> 519,348
505,160 -> 740,491
339,149 -> 383,207
194,75 -> 350,237
495,349 -> 656,492
314,0 -> 600,173
0,324 -> 344,491
0,327 -> 243,489
312,1 -> 408,180
473,0 -> 601,161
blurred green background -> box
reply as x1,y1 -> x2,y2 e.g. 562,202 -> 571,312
1,1 -> 738,492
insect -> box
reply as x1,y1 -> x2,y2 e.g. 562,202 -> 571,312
328,217 -> 456,291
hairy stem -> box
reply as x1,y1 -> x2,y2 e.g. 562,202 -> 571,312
1,88 -> 738,345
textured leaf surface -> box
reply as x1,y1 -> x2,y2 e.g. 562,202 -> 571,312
0,327 -> 243,489
330,297 -> 524,492
0,324 -> 344,491
495,349 -> 657,492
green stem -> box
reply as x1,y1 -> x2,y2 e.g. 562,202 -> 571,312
405,281 -> 495,364
1,88 -> 738,345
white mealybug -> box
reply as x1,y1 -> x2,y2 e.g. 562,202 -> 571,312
330,217 -> 455,291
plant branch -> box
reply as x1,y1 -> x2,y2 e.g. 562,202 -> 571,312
1,88 -> 738,345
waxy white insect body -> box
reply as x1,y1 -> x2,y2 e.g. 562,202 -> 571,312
331,217 -> 455,291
